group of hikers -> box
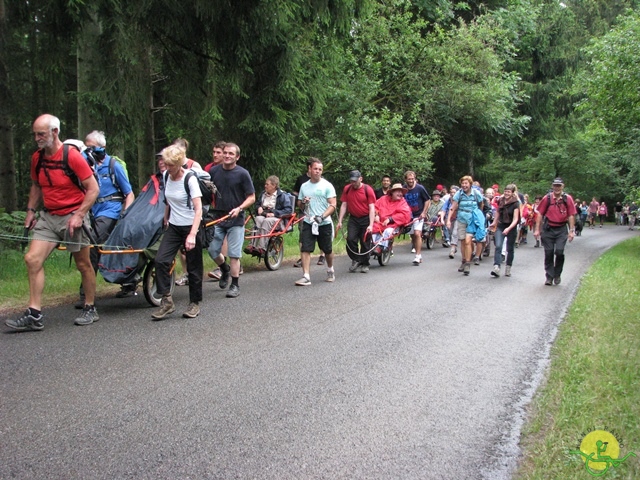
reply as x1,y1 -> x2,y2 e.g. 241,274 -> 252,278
577,198 -> 638,229
5,113 -> 589,332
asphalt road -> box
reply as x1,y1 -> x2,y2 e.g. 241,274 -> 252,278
1,226 -> 635,479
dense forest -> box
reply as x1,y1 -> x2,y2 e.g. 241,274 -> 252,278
1,0 -> 639,213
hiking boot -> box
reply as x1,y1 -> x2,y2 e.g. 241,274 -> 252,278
463,262 -> 471,276
175,273 -> 189,286
544,276 -> 553,286
295,276 -> 311,286
317,255 -> 326,266
219,267 -> 230,289
74,305 -> 99,326
474,257 -> 480,266
553,276 -> 561,285
293,259 -> 302,268
360,264 -> 369,273
505,266 -> 512,277
491,265 -> 500,277
449,247 -> 456,259
458,261 -> 465,272
226,284 -> 240,298
152,296 -> 175,320
182,302 -> 200,318
349,261 -> 361,273
208,268 -> 221,280
326,270 -> 335,282
413,254 -> 422,266
534,240 -> 540,248
5,310 -> 44,332
116,284 -> 137,298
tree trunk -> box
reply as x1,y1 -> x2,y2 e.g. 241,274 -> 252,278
137,46 -> 155,189
0,0 -> 17,212
76,5 -> 103,138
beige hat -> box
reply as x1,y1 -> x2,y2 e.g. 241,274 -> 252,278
389,183 -> 408,194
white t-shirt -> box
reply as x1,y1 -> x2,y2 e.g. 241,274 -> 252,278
165,172 -> 202,226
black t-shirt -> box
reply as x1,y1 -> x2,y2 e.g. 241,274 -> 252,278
208,164 -> 255,227
293,173 -> 310,196
374,187 -> 388,200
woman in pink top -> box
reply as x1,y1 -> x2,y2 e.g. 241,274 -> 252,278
598,201 -> 608,227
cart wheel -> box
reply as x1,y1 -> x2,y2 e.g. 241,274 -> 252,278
425,232 -> 435,250
265,236 -> 284,271
378,241 -> 392,266
143,260 -> 176,307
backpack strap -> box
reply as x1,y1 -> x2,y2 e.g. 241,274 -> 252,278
35,144 -> 83,191
162,170 -> 168,205
183,170 -> 195,209
106,156 -> 126,197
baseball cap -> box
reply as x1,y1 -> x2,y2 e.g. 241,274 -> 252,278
349,170 -> 362,181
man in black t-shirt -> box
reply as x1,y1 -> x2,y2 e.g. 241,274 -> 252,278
206,143 -> 255,298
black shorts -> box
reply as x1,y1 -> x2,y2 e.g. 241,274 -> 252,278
300,222 -> 333,254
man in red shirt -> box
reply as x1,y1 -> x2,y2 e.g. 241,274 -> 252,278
337,170 -> 376,273
534,177 -> 577,286
6,114 -> 100,331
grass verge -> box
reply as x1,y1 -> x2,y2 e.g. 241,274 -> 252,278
515,237 -> 640,479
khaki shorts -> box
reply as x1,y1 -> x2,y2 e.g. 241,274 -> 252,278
32,210 -> 92,253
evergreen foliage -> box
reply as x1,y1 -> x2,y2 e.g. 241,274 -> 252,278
1,0 -> 639,214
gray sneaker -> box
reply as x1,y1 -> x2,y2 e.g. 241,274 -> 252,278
182,302 -> 200,318
152,296 -> 175,320
326,270 -> 335,282
360,264 -> 369,273
491,265 -> 500,277
219,268 -> 230,289
74,305 -> 99,326
505,265 -> 512,277
295,276 -> 311,286
5,310 -> 44,331
226,284 -> 240,298
349,261 -> 361,273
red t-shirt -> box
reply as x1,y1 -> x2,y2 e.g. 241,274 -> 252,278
31,145 -> 94,215
340,183 -> 376,218
537,193 -> 577,227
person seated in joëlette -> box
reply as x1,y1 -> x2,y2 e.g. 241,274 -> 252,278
244,175 -> 293,256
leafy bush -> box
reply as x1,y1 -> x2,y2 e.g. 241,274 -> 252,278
0,210 -> 28,252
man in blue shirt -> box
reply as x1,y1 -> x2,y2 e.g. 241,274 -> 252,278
403,171 -> 431,265
76,130 -> 134,307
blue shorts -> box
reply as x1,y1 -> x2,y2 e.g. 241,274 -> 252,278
208,225 -> 244,259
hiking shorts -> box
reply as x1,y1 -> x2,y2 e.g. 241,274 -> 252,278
209,224 -> 244,259
300,221 -> 333,254
32,210 -> 92,253
408,218 -> 423,235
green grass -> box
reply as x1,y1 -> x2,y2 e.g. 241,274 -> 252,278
515,237 -> 640,479
0,227 -> 353,313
